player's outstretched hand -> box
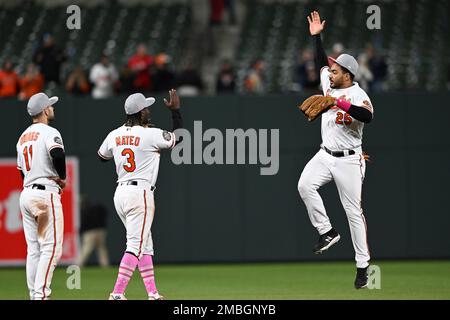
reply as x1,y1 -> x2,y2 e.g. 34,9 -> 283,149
307,11 -> 325,35
48,176 -> 66,189
164,89 -> 180,110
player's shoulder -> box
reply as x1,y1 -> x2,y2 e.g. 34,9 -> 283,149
145,126 -> 163,132
351,82 -> 370,98
352,83 -> 374,112
26,123 -> 60,136
320,66 -> 329,73
320,66 -> 330,77
144,127 -> 165,137
46,125 -> 62,136
145,127 -> 173,141
147,127 -> 173,134
18,124 -> 32,136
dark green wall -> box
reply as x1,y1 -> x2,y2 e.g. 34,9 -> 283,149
2,92 -> 450,264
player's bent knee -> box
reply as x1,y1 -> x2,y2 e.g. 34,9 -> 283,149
298,177 -> 315,198
27,250 -> 40,258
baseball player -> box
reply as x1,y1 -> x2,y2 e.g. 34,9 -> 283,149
98,89 -> 182,300
16,92 -> 66,300
298,11 -> 374,289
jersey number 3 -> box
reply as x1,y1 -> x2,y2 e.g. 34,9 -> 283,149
121,148 -> 136,172
23,145 -> 33,171
335,112 -> 352,125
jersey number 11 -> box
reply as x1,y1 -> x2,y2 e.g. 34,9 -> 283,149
23,145 -> 33,171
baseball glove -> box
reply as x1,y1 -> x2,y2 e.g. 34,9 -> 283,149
299,95 -> 336,121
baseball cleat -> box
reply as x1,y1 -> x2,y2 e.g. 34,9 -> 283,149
109,293 -> 127,300
313,228 -> 340,254
354,267 -> 369,289
148,292 -> 164,300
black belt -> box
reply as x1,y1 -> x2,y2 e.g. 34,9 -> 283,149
31,184 -> 61,194
121,181 -> 156,191
322,146 -> 356,157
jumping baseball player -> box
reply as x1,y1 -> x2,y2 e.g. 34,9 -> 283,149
298,11 -> 374,289
98,89 -> 182,300
16,92 -> 66,300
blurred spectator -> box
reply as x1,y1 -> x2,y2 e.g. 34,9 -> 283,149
0,60 -> 20,98
304,64 -> 320,90
296,49 -> 319,90
18,63 -> 44,100
244,60 -> 265,94
118,66 -> 135,94
127,44 -> 153,92
224,0 -> 237,25
365,44 -> 388,92
355,54 -> 374,92
331,43 -> 345,59
32,33 -> 66,84
77,195 -> 109,267
65,66 -> 90,95
209,0 -> 225,26
216,60 -> 236,93
152,53 -> 175,93
176,62 -> 204,96
89,54 -> 118,99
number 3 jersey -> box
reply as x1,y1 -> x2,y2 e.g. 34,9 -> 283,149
16,123 -> 65,188
320,67 -> 374,151
98,125 -> 176,185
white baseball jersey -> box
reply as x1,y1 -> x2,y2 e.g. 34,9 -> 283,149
16,123 -> 65,188
320,67 -> 374,151
98,125 -> 176,185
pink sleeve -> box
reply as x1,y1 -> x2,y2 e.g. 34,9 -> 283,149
336,98 -> 351,112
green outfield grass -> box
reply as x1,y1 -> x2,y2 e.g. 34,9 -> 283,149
1,260 -> 449,300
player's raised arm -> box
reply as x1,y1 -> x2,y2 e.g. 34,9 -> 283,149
308,10 -> 325,35
307,11 -> 328,74
163,89 -> 183,132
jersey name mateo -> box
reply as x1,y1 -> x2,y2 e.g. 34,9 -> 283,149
115,135 -> 141,146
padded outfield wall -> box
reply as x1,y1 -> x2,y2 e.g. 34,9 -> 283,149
2,92 -> 449,264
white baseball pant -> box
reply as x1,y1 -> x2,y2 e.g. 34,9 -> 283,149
298,148 -> 370,268
19,187 -> 64,300
113,185 -> 155,258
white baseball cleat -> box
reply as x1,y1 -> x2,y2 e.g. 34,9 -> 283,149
109,293 -> 127,300
148,292 -> 164,300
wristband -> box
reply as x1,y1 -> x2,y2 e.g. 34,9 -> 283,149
336,98 -> 351,112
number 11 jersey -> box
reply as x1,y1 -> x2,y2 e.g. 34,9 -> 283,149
16,123 -> 65,188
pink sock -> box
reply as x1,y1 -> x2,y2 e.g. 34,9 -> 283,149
112,252 -> 139,294
138,254 -> 158,294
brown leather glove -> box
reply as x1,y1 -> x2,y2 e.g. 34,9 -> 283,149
299,95 -> 336,121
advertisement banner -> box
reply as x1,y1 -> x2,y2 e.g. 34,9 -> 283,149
0,157 -> 79,266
